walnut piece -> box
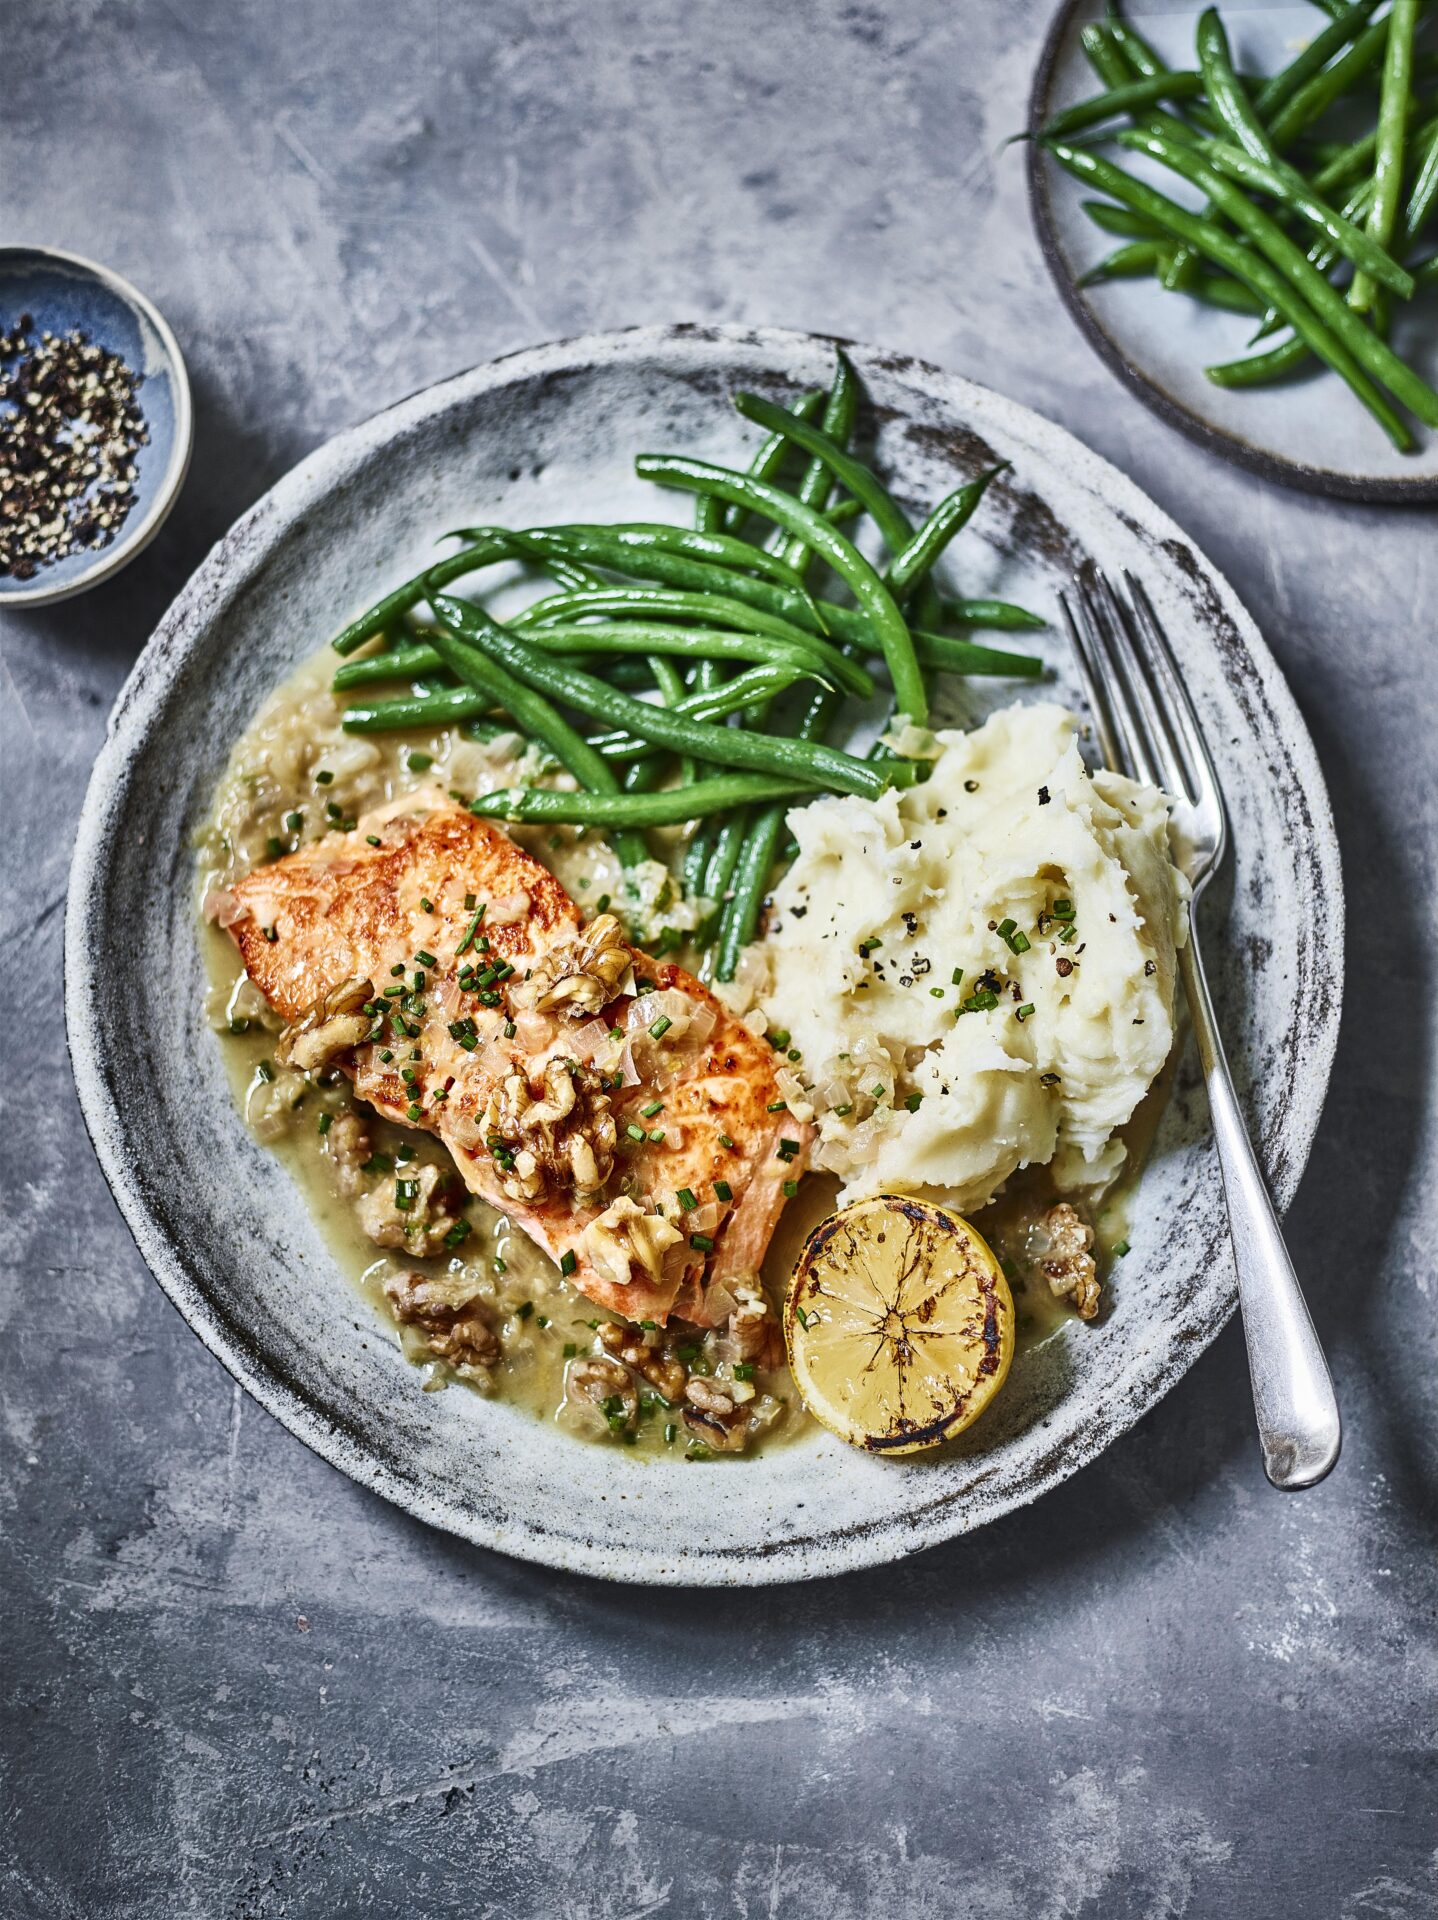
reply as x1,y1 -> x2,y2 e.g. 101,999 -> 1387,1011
358,1161 -> 462,1256
508,913 -> 631,1021
1038,1201 -> 1101,1321
384,1270 -> 499,1378
597,1319 -> 687,1403
276,977 -> 374,1073
479,1058 -> 617,1205
581,1196 -> 684,1292
326,1111 -> 373,1196
567,1355 -> 638,1429
682,1376 -> 752,1453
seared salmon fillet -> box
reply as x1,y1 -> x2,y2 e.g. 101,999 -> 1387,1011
215,788 -> 806,1325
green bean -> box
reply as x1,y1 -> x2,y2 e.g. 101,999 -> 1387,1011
1205,334 -> 1314,389
722,388 -> 825,534
590,665 -> 814,761
1049,139 -> 1414,448
1254,1 -> 1381,120
683,821 -> 718,898
1401,115 -> 1438,251
703,813 -> 749,905
1041,69 -> 1206,142
773,349 -> 861,577
1081,199 -> 1167,239
470,776 -> 817,831
634,454 -> 928,723
335,640 -> 450,690
1351,0 -> 1420,313
1119,127 -> 1438,428
1195,7 -> 1279,166
432,593 -> 889,798
1267,13 -> 1392,150
342,685 -> 501,733
419,620 -> 649,867
927,598 -> 1047,631
1079,241 -> 1170,285
515,584 -> 822,649
1249,177 -> 1374,343
461,521 -> 811,592
1201,141 -> 1416,296
515,594 -> 873,696
732,390 -> 915,559
912,631 -> 1045,678
887,466 -> 1009,600
330,538 -> 513,656
1080,21 -> 1208,287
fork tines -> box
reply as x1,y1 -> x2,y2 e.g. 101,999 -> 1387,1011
1058,564 -> 1225,864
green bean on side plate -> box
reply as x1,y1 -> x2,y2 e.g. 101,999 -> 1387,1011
323,350 -> 1047,985
1040,0 -> 1438,451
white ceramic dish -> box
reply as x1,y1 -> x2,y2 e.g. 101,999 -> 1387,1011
1028,0 -> 1438,504
65,324 -> 1342,1584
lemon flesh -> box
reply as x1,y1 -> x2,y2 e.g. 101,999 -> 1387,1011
786,1194 -> 1014,1455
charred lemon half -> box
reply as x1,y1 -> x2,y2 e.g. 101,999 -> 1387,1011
785,1194 -> 1014,1455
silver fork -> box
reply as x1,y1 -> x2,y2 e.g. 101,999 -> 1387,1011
1060,564 -> 1341,1491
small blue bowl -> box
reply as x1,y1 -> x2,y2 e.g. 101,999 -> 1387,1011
0,245 -> 192,606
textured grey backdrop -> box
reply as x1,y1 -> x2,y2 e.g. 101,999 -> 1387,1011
3,3 -> 1435,1916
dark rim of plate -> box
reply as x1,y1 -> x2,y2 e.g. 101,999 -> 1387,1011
1026,0 -> 1438,507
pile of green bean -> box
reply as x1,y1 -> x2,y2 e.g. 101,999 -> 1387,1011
1039,0 -> 1438,449
327,351 -> 1045,979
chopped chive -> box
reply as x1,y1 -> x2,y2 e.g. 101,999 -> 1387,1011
414,949 -> 438,969
649,1015 -> 673,1041
596,893 -> 611,911
718,1132 -> 735,1150
640,1099 -> 663,1119
317,1111 -> 333,1135
366,834 -> 381,847
677,1188 -> 698,1210
689,1233 -> 714,1253
777,1138 -> 800,1161
560,1250 -> 577,1276
517,1301 -> 534,1320
394,1178 -> 418,1212
733,1362 -> 756,1382
315,769 -> 333,785
648,1129 -> 666,1144
766,1099 -> 788,1114
284,811 -> 303,832
455,902 -> 487,955
1016,1002 -> 1036,1022
256,1060 -> 275,1083
1112,1239 -> 1130,1259
782,1179 -> 798,1198
503,1020 -> 517,1038
443,1219 -> 471,1249
714,1180 -> 732,1202
626,1123 -> 646,1143
563,1342 -> 578,1358
406,750 -> 434,772
904,1092 -> 923,1112
870,1083 -> 884,1100
831,1103 -> 853,1117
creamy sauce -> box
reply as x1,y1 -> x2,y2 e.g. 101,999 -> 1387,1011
199,639 -> 1154,1460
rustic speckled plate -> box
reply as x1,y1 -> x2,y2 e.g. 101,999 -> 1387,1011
66,324 -> 1342,1585
1028,0 -> 1438,504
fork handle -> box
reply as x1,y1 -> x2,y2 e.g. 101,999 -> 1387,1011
1179,928 -> 1341,1490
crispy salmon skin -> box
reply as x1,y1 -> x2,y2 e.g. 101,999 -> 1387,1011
216,789 -> 806,1324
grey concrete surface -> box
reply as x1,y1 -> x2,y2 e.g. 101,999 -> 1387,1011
3,2 -> 1435,1915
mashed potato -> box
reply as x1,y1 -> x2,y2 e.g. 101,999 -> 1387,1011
758,703 -> 1189,1211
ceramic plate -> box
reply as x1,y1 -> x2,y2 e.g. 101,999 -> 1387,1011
66,324 -> 1342,1584
1028,0 -> 1438,504
0,245 -> 192,604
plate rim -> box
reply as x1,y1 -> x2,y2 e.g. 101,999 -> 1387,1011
1025,0 -> 1438,508
65,320 -> 1345,1584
